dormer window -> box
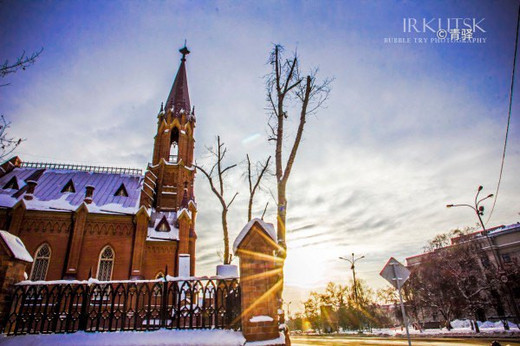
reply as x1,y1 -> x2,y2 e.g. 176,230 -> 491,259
114,183 -> 129,197
3,177 -> 19,190
155,216 -> 171,232
61,179 -> 76,193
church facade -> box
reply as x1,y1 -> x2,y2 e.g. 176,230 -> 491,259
0,47 -> 197,282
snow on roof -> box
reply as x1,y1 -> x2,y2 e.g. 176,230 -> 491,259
249,315 -> 274,323
233,218 -> 276,253
488,222 -> 520,235
0,167 -> 143,215
178,207 -> 191,219
0,230 -> 33,262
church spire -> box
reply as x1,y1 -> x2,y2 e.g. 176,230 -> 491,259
166,45 -> 191,113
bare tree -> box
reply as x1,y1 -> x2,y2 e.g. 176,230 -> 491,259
0,115 -> 23,160
266,44 -> 332,248
246,154 -> 271,221
195,136 -> 238,264
0,49 -> 43,158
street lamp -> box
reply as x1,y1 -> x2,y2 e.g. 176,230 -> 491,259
339,253 -> 365,304
446,185 -> 520,327
446,185 -> 493,234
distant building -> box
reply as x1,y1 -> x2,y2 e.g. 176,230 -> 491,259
406,222 -> 520,322
0,47 -> 198,281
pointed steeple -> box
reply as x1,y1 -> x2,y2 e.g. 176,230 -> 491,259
166,45 -> 191,113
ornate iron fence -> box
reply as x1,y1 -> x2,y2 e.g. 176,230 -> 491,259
2,278 -> 241,335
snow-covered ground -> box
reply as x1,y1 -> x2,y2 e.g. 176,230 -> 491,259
0,329 -> 286,346
370,320 -> 520,337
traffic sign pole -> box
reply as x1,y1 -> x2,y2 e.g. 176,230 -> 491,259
392,263 -> 412,346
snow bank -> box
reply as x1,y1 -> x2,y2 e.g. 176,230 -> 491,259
450,319 -> 471,329
370,319 -> 520,337
0,329 -> 246,346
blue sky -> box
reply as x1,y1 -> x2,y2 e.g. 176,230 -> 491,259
2,0 -> 520,311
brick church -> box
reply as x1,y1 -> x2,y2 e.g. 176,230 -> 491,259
0,47 -> 198,282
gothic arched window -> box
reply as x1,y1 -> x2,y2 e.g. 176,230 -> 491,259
169,127 -> 180,162
97,246 -> 115,281
30,244 -> 51,281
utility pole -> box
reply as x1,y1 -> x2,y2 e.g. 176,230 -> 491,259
339,253 -> 365,304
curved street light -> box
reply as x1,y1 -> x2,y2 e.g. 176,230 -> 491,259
446,185 -> 493,233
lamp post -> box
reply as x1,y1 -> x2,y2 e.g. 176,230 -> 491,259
447,185 -> 520,326
446,185 -> 493,234
339,253 -> 365,304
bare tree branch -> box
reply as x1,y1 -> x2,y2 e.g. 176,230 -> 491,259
1,48 -> 43,78
261,202 -> 269,220
227,192 -> 239,209
246,154 -> 271,221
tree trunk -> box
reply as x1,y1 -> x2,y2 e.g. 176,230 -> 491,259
222,208 -> 230,264
277,181 -> 287,250
446,320 -> 452,330
247,198 -> 253,222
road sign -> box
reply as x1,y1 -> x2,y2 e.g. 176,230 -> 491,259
380,257 -> 412,346
380,257 -> 410,290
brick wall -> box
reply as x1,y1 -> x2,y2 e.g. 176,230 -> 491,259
236,221 -> 281,343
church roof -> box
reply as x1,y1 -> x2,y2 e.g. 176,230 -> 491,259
0,167 -> 143,215
165,46 -> 191,113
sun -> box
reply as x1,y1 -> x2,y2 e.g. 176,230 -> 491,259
284,244 -> 335,288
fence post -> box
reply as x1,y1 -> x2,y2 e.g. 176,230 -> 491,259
0,231 -> 32,333
161,265 -> 168,328
78,283 -> 90,331
234,219 -> 281,343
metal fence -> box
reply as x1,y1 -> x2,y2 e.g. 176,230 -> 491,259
2,278 -> 241,335
21,161 -> 143,176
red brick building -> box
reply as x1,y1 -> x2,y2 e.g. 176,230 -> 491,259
0,47 -> 198,282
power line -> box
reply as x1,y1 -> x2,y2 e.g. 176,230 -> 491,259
487,3 -> 520,224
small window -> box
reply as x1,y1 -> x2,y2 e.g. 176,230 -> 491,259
30,244 -> 51,281
61,179 -> 76,193
155,216 -> 171,232
114,183 -> 128,197
3,177 -> 19,190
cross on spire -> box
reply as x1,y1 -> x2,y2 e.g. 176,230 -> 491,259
179,42 -> 190,62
